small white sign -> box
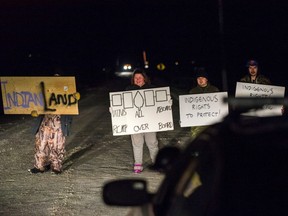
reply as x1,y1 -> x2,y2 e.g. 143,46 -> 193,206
179,92 -> 229,127
109,87 -> 174,136
235,82 -> 285,116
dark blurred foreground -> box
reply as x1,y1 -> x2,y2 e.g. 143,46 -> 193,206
103,101 -> 288,216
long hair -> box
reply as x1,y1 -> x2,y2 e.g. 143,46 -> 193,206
130,68 -> 151,85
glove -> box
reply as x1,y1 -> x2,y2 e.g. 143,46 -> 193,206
73,92 -> 81,100
31,110 -> 39,117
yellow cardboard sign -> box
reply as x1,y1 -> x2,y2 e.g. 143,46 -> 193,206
0,76 -> 79,115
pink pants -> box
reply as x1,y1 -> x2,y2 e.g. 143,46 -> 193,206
34,115 -> 65,172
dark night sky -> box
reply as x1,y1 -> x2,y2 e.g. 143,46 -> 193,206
1,0 -> 288,91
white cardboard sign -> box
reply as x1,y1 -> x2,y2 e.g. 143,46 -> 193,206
109,87 -> 174,136
235,82 -> 285,116
179,92 -> 229,127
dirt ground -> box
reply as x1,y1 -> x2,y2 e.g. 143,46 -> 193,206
0,78 -> 191,216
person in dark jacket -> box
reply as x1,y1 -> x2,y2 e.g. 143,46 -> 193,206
126,69 -> 159,173
240,60 -> 285,114
189,68 -> 219,139
240,60 -> 271,84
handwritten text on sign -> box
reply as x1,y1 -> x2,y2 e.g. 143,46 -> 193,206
235,82 -> 285,116
179,92 -> 229,127
0,76 -> 79,115
109,87 -> 174,136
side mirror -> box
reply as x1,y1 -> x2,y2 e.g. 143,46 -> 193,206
103,179 -> 151,206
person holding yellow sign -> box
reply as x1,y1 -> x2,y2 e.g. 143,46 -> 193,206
28,74 -> 77,174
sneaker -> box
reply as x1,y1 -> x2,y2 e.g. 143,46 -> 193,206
133,164 -> 143,174
28,167 -> 44,174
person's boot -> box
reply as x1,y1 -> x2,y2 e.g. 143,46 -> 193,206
52,169 -> 62,174
28,167 -> 44,174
